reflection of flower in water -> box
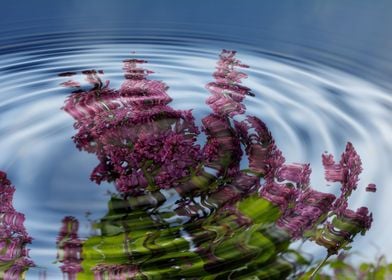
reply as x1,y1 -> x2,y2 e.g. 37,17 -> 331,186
0,171 -> 34,280
56,216 -> 83,280
58,50 -> 376,278
63,61 -> 202,195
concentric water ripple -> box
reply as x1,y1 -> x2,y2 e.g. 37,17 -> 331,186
0,31 -> 391,278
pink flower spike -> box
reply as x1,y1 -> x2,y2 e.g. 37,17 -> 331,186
276,189 -> 336,239
56,216 -> 83,279
204,50 -> 251,117
323,142 -> 363,199
322,153 -> 344,182
340,142 -> 362,191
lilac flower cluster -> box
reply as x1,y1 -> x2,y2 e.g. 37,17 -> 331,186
201,50 -> 375,255
62,61 -> 202,195
0,171 -> 34,279
205,49 -> 252,117
322,142 -> 362,208
235,114 -> 373,248
312,143 -> 373,255
56,216 -> 83,280
60,49 -> 376,267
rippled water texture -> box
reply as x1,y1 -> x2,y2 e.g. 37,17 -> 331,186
1,2 -> 392,278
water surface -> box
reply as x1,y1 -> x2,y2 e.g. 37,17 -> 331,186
0,1 -> 391,278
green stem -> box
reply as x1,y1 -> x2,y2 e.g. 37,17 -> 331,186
309,253 -> 331,280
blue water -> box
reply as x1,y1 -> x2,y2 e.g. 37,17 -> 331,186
0,1 -> 391,278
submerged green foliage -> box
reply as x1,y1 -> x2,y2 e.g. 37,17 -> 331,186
75,195 -> 298,279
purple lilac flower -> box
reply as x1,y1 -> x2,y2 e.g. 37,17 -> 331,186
276,189 -> 335,238
62,59 -> 203,195
205,49 -> 251,117
226,100 -> 373,246
60,50 -> 376,262
225,95 -> 374,246
322,142 -> 362,200
0,171 -> 34,279
237,116 -> 285,178
315,207 -> 373,255
56,216 -> 83,280
264,142 -> 373,244
260,181 -> 298,212
2,258 -> 35,280
322,143 -> 373,216
302,145 -> 375,255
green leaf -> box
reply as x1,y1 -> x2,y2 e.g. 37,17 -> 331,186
237,195 -> 281,224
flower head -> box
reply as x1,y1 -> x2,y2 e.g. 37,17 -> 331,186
322,142 -> 362,199
276,189 -> 336,239
0,171 -> 34,277
314,207 -> 373,256
59,51 -> 377,273
56,216 -> 83,280
63,58 -> 203,195
205,50 -> 252,117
